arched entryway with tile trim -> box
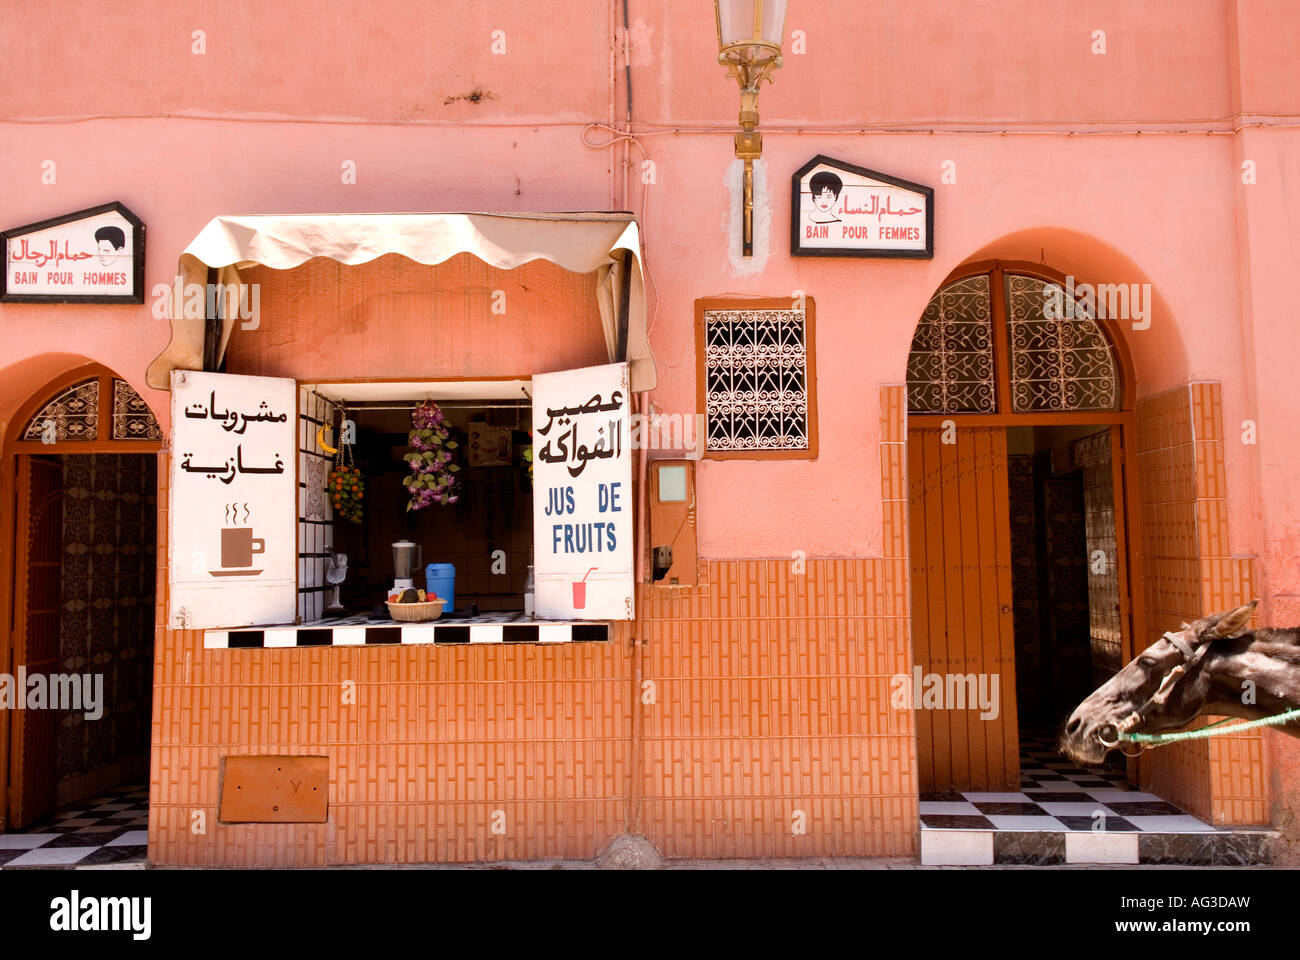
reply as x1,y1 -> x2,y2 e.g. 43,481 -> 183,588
903,258 -> 1142,795
0,358 -> 161,864
901,249 -> 1271,865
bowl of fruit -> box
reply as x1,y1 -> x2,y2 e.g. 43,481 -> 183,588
386,587 -> 445,622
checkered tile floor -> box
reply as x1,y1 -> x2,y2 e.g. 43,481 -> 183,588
920,734 -> 1212,833
0,784 -> 148,868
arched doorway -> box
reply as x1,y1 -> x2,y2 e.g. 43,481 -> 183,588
2,364 -> 161,834
905,260 -> 1142,792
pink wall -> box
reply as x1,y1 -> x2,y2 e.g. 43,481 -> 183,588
1225,0 -> 1300,824
2,1 -> 1235,125
0,0 -> 1295,574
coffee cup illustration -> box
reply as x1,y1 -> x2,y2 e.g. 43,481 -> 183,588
221,527 -> 265,568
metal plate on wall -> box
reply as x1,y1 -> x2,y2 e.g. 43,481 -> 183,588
219,755 -> 329,823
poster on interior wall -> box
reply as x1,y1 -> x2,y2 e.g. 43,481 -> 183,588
531,362 -> 634,621
790,155 -> 933,259
168,370 -> 298,629
467,423 -> 513,467
1,201 -> 145,302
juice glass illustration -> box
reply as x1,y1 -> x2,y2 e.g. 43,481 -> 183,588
572,567 -> 597,609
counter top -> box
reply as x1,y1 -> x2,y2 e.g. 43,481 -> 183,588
203,613 -> 610,648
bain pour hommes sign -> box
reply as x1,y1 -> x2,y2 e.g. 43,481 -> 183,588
1,201 -> 145,303
791,155 -> 933,259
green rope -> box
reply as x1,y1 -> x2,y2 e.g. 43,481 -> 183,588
1120,706 -> 1300,745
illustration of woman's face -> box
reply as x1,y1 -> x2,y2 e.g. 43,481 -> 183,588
813,187 -> 837,213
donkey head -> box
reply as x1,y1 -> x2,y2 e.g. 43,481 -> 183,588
1058,601 -> 1257,764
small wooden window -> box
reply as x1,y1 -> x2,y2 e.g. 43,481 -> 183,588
695,297 -> 818,460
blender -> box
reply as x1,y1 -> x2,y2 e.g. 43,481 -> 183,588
391,540 -> 422,594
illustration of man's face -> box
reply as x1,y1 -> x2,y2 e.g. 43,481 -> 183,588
96,239 -> 121,266
93,227 -> 126,266
812,187 -> 837,214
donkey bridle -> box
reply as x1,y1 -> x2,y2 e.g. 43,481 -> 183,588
1097,630 -> 1212,749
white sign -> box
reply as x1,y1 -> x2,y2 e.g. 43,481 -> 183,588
2,202 -> 143,301
791,155 -> 933,258
169,371 -> 298,629
531,362 -> 634,621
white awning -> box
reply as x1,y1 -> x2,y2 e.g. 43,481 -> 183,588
145,211 -> 656,392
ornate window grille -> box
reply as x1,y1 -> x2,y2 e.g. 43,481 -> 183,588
21,376 -> 162,443
22,378 -> 99,440
112,378 -> 163,440
1006,274 -> 1118,412
906,274 -> 995,413
906,270 -> 1120,414
703,306 -> 810,453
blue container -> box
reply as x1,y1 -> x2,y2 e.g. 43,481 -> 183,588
425,563 -> 456,612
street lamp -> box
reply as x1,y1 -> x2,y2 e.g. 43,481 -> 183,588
715,0 -> 789,256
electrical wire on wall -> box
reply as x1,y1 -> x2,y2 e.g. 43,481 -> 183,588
581,0 -> 665,341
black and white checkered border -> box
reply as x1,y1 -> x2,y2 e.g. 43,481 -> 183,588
920,824 -> 1275,866
204,622 -> 610,648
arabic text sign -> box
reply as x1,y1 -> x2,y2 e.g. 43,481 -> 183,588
791,156 -> 933,258
2,202 -> 144,302
531,362 -> 634,621
169,371 -> 297,629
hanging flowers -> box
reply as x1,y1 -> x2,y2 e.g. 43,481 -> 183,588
403,400 -> 460,510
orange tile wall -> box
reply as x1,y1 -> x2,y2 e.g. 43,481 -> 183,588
148,386 -> 919,864
630,387 -> 916,858
636,556 -> 916,858
148,377 -> 1269,865
151,447 -> 632,866
1136,382 -> 1266,825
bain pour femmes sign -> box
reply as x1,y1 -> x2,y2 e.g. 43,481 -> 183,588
791,155 -> 933,259
1,201 -> 145,302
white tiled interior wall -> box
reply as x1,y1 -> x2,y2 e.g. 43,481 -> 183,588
298,387 -> 337,622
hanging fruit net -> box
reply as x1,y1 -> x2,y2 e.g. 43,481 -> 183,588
329,412 -> 364,523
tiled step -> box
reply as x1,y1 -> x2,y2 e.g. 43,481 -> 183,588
921,827 -> 1276,866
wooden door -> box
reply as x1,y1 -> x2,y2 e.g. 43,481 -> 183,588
9,455 -> 62,828
908,427 -> 1019,791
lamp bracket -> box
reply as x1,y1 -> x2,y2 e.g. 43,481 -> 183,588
734,130 -> 762,159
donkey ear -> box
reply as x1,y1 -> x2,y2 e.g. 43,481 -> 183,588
1213,600 -> 1258,638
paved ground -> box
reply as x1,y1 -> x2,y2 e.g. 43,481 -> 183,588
6,778 -> 1281,871
7,855 -> 1292,870
133,857 -> 1286,870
